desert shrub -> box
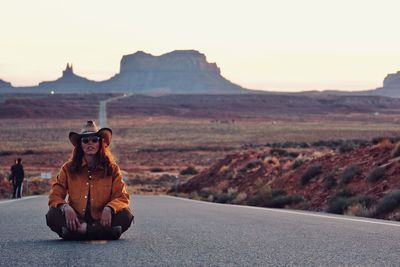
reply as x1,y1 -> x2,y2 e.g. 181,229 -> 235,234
366,166 -> 385,183
232,192 -> 248,204
346,204 -> 367,217
22,150 -> 35,155
198,188 -> 214,199
324,169 -> 337,189
268,195 -> 303,208
373,191 -> 400,218
339,164 -> 361,184
180,166 -> 198,175
247,187 -> 303,208
150,167 -> 164,173
327,196 -> 350,214
214,187 -> 238,204
334,187 -> 354,198
0,151 -> 13,156
391,142 -> 400,158
0,187 -> 9,195
281,142 -> 296,148
292,159 -> 305,170
270,148 -> 288,156
352,195 -> 377,209
312,139 -> 342,148
247,185 -> 272,207
189,191 -> 202,200
372,137 -> 385,145
300,163 -> 322,185
287,151 -> 300,158
345,195 -> 377,216
32,189 -> 45,195
206,195 -> 215,202
299,142 -> 310,148
241,160 -> 262,172
271,189 -> 287,198
214,193 -> 231,203
339,143 -> 355,154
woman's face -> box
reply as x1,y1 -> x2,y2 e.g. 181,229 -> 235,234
80,135 -> 100,156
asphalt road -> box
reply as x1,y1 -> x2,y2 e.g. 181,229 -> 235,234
98,94 -> 132,128
1,195 -> 400,267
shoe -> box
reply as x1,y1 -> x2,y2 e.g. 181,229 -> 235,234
109,226 -> 122,240
61,226 -> 73,240
61,226 -> 86,240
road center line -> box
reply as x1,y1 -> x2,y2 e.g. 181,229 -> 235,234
163,195 -> 400,227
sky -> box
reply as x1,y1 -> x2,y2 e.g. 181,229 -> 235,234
1,0 -> 400,92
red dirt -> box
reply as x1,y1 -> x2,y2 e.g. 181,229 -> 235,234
179,140 -> 400,219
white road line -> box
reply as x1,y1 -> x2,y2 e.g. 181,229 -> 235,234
0,196 -> 41,205
163,195 -> 400,228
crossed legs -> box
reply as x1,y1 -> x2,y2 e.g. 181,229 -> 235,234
46,207 -> 134,240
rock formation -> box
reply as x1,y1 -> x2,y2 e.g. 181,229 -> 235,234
37,63 -> 99,93
0,79 -> 12,89
383,71 -> 400,88
102,50 -> 245,93
0,50 -> 247,94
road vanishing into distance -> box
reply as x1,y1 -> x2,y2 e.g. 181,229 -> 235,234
1,195 -> 400,267
98,94 -> 133,128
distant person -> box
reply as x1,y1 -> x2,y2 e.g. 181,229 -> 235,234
10,158 -> 24,198
46,121 -> 134,240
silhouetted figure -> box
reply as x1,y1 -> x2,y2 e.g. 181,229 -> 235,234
10,158 -> 24,198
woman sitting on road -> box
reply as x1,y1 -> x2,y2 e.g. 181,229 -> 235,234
46,121 -> 134,240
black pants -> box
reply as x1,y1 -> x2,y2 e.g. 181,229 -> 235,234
12,180 -> 23,198
46,207 -> 134,240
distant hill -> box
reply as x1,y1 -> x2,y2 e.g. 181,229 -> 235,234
0,50 -> 247,94
2,51 -> 400,97
3,93 -> 400,119
0,79 -> 12,88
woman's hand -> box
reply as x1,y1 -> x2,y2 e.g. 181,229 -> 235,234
64,205 -> 81,231
101,206 -> 112,227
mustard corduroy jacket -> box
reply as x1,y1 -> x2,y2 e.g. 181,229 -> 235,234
48,160 -> 131,220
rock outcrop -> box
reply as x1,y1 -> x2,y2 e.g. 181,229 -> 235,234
0,79 -> 12,89
383,71 -> 400,88
37,63 -> 100,93
102,50 -> 245,93
1,50 -> 247,94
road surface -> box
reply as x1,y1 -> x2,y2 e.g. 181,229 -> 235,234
0,195 -> 399,266
99,94 -> 133,128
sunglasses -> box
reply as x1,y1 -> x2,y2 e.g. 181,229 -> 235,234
81,136 -> 100,144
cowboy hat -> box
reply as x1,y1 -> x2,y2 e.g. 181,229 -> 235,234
69,120 -> 112,147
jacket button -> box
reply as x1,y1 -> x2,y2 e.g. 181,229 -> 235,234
86,183 -> 89,185
84,196 -> 87,199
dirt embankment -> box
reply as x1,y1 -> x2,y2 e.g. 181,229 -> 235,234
178,138 -> 400,220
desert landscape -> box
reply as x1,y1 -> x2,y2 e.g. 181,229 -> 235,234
1,92 -> 400,220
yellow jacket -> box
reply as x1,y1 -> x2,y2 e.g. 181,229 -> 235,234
48,159 -> 131,220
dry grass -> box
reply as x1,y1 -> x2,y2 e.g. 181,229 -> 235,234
1,115 -> 400,197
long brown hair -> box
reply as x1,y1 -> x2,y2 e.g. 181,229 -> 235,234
69,136 -> 115,176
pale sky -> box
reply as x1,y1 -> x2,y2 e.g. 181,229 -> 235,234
1,0 -> 400,91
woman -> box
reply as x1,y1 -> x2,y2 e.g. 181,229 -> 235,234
46,121 -> 134,240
